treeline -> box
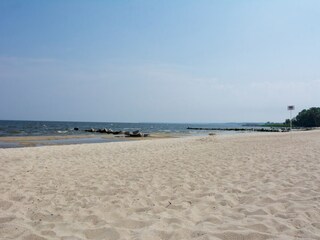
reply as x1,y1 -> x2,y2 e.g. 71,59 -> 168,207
290,107 -> 320,127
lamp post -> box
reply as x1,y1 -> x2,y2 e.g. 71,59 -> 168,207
287,105 -> 295,131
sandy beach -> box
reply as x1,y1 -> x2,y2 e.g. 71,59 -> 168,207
1,130 -> 320,240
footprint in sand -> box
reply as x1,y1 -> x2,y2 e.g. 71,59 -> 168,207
27,211 -> 63,222
23,234 -> 47,240
40,230 -> 57,237
114,219 -> 152,229
0,199 -> 13,210
0,216 -> 15,224
197,216 -> 223,225
245,223 -> 270,233
163,217 -> 182,225
9,194 -> 25,202
83,227 -> 120,240
241,208 -> 268,216
214,231 -> 273,240
312,222 -> 320,229
82,215 -> 106,226
0,224 -> 28,239
61,236 -> 83,240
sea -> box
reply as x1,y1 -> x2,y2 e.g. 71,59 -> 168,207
0,120 -> 251,137
0,120 -> 259,148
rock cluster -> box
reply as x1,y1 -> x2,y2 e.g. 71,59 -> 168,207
82,128 -> 149,137
187,127 -> 290,132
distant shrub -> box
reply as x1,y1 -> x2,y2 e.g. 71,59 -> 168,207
292,107 -> 320,127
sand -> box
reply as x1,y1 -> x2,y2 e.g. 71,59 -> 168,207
1,130 -> 320,240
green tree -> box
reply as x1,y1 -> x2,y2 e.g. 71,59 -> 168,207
284,119 -> 291,125
293,107 -> 320,127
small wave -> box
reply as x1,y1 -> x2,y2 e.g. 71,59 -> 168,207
57,130 -> 68,134
160,130 -> 171,132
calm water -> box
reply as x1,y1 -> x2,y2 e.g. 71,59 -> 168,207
0,120 -> 249,137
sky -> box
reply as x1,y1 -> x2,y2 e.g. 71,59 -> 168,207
0,0 -> 319,123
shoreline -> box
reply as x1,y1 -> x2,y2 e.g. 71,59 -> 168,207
0,132 -> 178,148
0,129 -> 310,148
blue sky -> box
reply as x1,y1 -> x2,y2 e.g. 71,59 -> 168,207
0,0 -> 319,122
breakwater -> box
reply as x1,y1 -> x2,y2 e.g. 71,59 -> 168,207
187,127 -> 289,132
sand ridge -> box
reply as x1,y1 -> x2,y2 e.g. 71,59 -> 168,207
1,131 -> 320,239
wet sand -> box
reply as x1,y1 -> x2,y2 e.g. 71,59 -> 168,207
0,133 -> 174,148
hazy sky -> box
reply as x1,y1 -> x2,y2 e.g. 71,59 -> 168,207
0,0 -> 319,123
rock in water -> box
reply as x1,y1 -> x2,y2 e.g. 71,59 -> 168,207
85,128 -> 95,132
